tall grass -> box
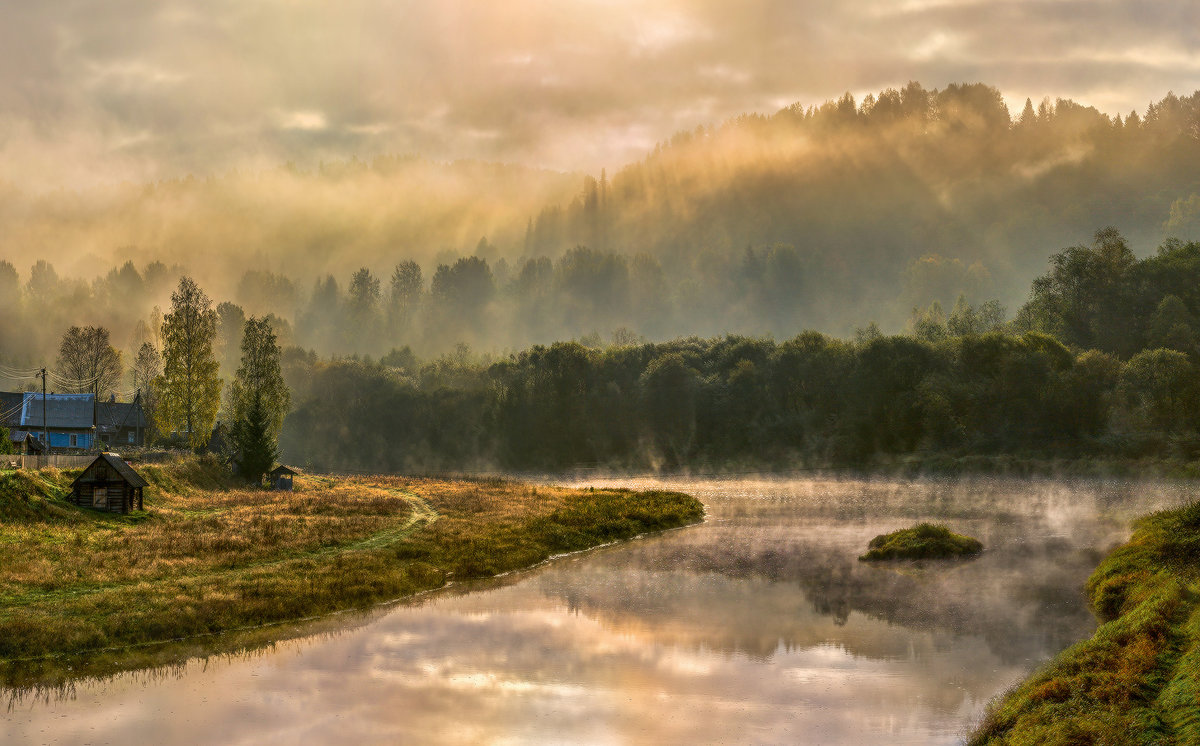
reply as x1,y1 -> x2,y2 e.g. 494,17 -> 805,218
0,458 -> 703,688
970,500 -> 1200,744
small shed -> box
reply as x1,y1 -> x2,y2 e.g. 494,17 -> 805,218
69,453 -> 148,513
270,465 -> 298,491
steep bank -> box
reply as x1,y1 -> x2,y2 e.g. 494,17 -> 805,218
971,500 -> 1200,744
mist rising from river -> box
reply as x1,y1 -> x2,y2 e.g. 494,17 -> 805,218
5,476 -> 1192,745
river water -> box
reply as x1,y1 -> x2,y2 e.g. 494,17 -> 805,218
4,475 -> 1194,745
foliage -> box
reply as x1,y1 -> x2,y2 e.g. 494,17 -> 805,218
859,523 -> 982,561
228,317 -> 290,436
130,341 -> 161,442
5,86 -> 1200,367
157,277 -> 222,450
231,395 -> 277,486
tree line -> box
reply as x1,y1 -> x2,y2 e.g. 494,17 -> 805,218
6,227 -> 1200,472
275,229 -> 1200,473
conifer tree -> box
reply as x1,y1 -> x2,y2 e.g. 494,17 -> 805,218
233,395 -> 276,486
229,316 -> 290,485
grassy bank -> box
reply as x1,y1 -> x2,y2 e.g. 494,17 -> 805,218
0,456 -> 703,688
970,500 -> 1200,745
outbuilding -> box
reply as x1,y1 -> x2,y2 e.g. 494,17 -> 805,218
270,465 -> 298,491
69,453 -> 148,513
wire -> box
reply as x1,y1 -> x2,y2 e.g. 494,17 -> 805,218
0,399 -> 25,423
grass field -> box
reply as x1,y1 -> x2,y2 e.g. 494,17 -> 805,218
0,455 -> 703,689
970,500 -> 1200,745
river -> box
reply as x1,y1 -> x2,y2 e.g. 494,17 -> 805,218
4,475 -> 1193,745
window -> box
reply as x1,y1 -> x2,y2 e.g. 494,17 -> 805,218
70,434 -> 78,448
128,431 -> 136,443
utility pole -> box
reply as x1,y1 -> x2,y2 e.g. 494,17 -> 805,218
39,368 -> 48,451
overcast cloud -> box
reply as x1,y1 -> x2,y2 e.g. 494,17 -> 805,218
1,0 -> 1198,189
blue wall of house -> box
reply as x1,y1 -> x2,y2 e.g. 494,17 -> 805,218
35,432 -> 93,449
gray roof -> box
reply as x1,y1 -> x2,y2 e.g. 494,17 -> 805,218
0,392 -> 24,426
71,452 -> 149,489
21,393 -> 95,429
96,401 -> 147,431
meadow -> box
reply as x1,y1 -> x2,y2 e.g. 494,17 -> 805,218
0,455 -> 703,688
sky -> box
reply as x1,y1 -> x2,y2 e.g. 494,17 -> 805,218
2,0 -> 1199,190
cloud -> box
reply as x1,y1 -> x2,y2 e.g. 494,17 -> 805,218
0,0 -> 1197,189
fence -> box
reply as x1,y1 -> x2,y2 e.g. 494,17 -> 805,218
4,454 -> 97,470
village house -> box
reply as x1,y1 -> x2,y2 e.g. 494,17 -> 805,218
9,392 -> 97,452
69,452 -> 148,513
96,398 -> 147,448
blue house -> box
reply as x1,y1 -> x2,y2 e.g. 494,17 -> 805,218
18,393 -> 96,451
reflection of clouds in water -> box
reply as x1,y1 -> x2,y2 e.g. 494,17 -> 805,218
7,477 -> 1193,746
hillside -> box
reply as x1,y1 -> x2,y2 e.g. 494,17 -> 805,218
3,83 -> 1200,363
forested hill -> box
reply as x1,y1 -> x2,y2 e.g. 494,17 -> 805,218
3,83 -> 1200,363
528,83 -> 1200,333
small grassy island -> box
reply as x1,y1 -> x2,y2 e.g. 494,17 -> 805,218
0,456 -> 703,688
971,501 -> 1200,745
859,522 -> 983,561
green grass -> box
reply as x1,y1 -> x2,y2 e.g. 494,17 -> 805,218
970,500 -> 1200,744
0,458 -> 703,689
858,522 -> 983,561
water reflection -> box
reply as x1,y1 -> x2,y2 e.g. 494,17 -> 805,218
4,476 -> 1192,745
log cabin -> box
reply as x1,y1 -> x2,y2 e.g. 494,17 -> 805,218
69,453 -> 148,513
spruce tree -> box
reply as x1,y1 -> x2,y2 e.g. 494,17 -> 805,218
234,396 -> 276,486
229,316 -> 290,485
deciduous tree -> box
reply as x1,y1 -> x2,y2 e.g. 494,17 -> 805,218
158,277 -> 221,449
56,326 -> 123,399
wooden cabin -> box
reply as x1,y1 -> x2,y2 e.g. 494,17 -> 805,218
270,465 -> 298,491
69,453 -> 148,513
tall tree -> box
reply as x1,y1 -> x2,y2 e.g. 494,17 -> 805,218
215,301 -> 247,376
234,395 -> 277,486
158,277 -> 221,449
229,317 -> 289,485
347,267 -> 382,350
56,326 -> 123,399
229,316 -> 290,437
132,341 -> 162,441
388,260 -> 423,338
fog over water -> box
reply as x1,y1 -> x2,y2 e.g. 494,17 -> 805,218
5,475 -> 1193,745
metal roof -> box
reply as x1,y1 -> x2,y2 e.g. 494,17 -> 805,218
96,401 -> 147,431
71,452 -> 149,489
20,393 -> 95,429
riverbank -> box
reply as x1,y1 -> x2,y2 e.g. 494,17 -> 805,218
0,456 -> 703,688
970,499 -> 1200,744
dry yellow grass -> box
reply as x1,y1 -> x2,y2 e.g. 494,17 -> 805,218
0,458 -> 703,688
